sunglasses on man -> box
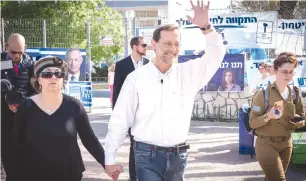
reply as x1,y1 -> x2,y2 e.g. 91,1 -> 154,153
9,50 -> 24,55
139,44 -> 147,48
40,72 -> 65,79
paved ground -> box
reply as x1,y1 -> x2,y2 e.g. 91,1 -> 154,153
2,96 -> 306,181
80,98 -> 306,181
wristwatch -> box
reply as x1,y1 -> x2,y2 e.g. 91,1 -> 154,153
263,114 -> 270,123
200,24 -> 214,34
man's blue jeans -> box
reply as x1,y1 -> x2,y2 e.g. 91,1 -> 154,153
134,141 -> 188,181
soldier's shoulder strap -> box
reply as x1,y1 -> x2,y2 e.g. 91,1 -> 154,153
263,84 -> 271,113
292,86 -> 299,104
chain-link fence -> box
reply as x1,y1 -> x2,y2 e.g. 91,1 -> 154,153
2,19 -> 87,49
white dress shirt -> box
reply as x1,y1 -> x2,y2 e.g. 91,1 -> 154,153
68,72 -> 80,81
105,32 -> 226,165
131,55 -> 144,69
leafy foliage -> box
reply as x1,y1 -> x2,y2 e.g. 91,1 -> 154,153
229,0 -> 306,19
1,0 -> 124,64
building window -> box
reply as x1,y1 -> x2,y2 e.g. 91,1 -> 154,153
135,10 -> 158,17
135,10 -> 159,27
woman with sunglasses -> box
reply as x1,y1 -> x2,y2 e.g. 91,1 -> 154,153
12,56 -> 122,181
249,52 -> 305,181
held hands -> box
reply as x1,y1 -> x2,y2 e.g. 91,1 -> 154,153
187,0 -> 210,28
105,164 -> 124,181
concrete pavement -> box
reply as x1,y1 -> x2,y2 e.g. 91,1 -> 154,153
80,98 -> 306,181
1,97 -> 305,181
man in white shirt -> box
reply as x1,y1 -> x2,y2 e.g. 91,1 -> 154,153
65,48 -> 85,81
104,1 -> 226,180
112,36 -> 149,181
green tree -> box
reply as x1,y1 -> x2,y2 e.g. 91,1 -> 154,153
229,0 -> 306,19
1,0 -> 124,64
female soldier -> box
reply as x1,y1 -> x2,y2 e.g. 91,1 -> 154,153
249,52 -> 305,181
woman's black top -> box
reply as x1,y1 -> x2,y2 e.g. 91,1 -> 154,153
13,94 -> 105,181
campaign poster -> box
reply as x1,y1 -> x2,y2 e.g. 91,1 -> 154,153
33,48 -> 88,82
64,81 -> 92,112
178,54 -> 245,92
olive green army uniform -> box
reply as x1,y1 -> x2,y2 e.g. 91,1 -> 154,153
249,82 -> 305,181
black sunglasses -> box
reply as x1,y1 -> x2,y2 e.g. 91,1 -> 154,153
9,50 -> 24,55
40,72 -> 65,79
139,44 -> 147,48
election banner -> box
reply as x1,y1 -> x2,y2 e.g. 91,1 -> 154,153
64,81 -> 92,112
297,77 -> 306,88
276,19 -> 306,55
178,54 -> 245,92
168,9 -> 277,57
297,77 -> 306,98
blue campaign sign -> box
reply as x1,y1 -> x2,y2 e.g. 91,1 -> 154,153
178,54 -> 245,92
64,81 -> 92,112
25,48 -> 40,60
297,77 -> 306,88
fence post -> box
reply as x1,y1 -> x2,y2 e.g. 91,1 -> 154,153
124,16 -> 129,57
42,19 -> 47,48
1,18 -> 5,52
86,20 -> 92,82
133,17 -> 136,37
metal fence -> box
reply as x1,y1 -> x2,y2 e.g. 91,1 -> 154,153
1,17 -> 167,62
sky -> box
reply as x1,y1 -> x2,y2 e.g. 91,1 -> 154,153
175,0 -> 232,10
168,0 -> 232,22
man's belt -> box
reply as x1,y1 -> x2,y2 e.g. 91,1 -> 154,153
151,143 -> 190,153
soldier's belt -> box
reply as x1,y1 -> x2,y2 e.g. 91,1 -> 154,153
259,135 -> 290,143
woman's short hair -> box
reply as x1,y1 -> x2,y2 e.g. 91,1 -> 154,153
274,52 -> 298,70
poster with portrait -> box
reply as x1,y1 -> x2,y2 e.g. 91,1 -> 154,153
178,54 -> 245,92
26,48 -> 88,82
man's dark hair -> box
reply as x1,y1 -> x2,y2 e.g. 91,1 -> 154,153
152,24 -> 179,42
130,36 -> 144,49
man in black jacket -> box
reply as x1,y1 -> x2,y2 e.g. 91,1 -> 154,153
112,36 -> 149,181
1,33 -> 35,181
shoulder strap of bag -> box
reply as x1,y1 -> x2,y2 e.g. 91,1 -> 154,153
292,86 -> 299,104
263,86 -> 270,113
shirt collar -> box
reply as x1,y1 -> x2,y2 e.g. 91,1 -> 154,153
69,72 -> 80,80
271,81 -> 292,99
131,55 -> 143,65
148,61 -> 175,77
